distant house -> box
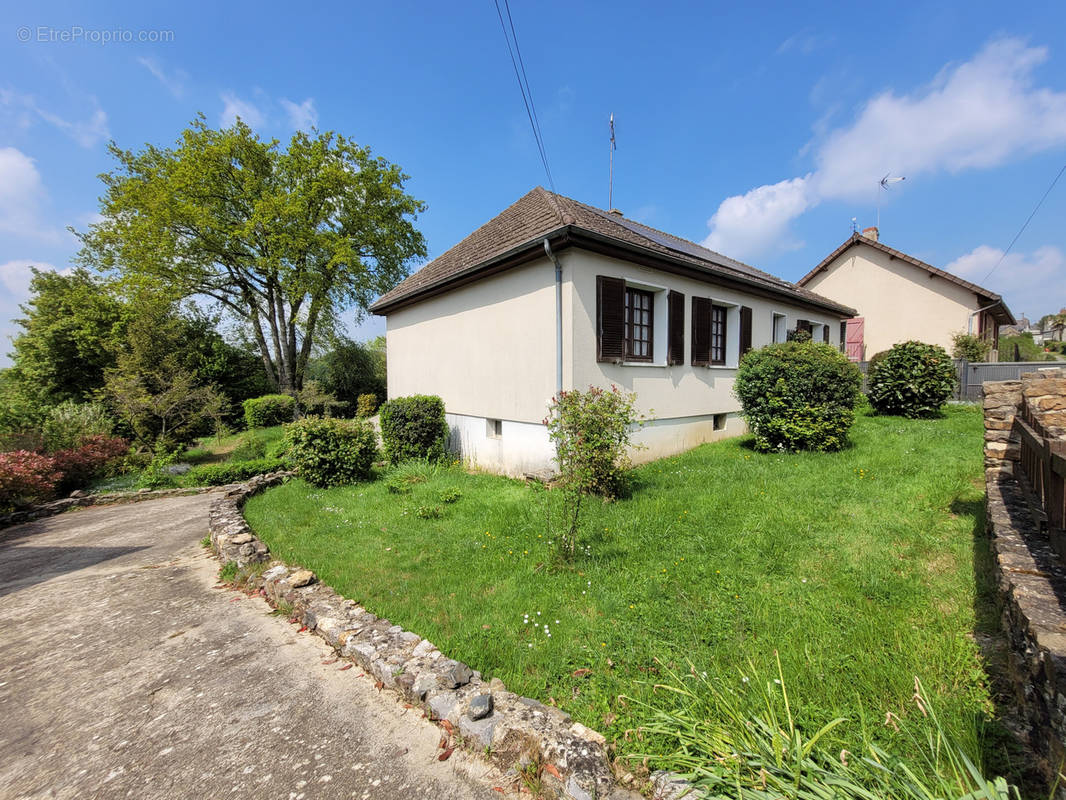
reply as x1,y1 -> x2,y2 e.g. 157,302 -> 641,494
797,227 -> 1015,361
370,188 -> 854,476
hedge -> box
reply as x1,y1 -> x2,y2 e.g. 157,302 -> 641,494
284,417 -> 377,487
867,341 -> 957,418
379,395 -> 449,464
243,394 -> 296,428
185,458 -> 286,487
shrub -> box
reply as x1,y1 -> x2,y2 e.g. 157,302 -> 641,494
868,341 -> 957,418
379,395 -> 449,465
787,327 -> 812,343
950,332 -> 990,362
734,342 -> 862,453
0,450 -> 60,509
356,393 -> 379,417
230,433 -> 267,461
52,435 -> 130,493
545,385 -> 642,559
136,451 -> 180,489
243,394 -> 296,428
284,416 -> 377,487
42,400 -> 114,451
186,458 -> 286,486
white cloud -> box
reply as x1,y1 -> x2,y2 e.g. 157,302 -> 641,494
138,57 -> 187,99
777,29 -> 834,56
704,37 -> 1066,260
220,92 -> 265,129
0,147 -> 62,243
945,244 -> 1066,319
703,176 -> 813,258
279,97 -> 318,131
0,88 -> 110,148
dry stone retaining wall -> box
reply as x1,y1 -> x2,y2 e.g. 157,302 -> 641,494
984,368 -> 1066,793
209,473 -> 638,800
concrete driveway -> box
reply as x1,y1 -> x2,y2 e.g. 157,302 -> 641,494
0,495 -> 506,799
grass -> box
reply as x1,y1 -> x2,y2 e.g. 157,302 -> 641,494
184,425 -> 286,465
243,406 -> 1025,787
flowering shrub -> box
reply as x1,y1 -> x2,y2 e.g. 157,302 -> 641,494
868,341 -> 957,418
52,435 -> 130,492
285,416 -> 377,487
545,385 -> 642,559
734,341 -> 862,452
0,450 -> 61,509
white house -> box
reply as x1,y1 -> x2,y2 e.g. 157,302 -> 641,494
370,188 -> 855,476
798,227 -> 1014,361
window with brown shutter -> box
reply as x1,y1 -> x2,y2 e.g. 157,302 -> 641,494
596,276 -> 625,362
667,291 -> 684,365
691,297 -> 710,366
822,324 -> 830,344
623,287 -> 653,361
739,306 -> 752,358
710,305 -> 727,365
796,319 -> 812,334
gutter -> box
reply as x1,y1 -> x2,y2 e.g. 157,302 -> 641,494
969,301 -> 1004,335
544,239 -> 564,396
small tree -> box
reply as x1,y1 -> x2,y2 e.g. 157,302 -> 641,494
734,342 -> 862,453
379,395 -> 449,464
868,341 -> 957,418
544,386 -> 642,560
950,332 -> 989,362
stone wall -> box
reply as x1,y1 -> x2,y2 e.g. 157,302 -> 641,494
209,474 -> 640,800
984,368 -> 1066,793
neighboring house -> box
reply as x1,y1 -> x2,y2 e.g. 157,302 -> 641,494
798,227 -> 1015,361
370,188 -> 855,476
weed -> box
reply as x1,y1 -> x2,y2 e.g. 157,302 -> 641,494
200,535 -> 211,549
219,561 -> 238,583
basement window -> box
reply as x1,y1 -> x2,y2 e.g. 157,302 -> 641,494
713,413 -> 727,431
487,418 -> 503,439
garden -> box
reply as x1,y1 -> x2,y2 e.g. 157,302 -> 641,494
236,340 -> 1034,798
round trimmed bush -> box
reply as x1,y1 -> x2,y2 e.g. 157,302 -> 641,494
284,416 -> 378,487
734,341 -> 863,453
867,341 -> 956,418
379,395 -> 449,465
243,394 -> 296,428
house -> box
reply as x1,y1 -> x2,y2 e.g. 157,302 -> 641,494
797,227 -> 1014,361
370,188 -> 855,476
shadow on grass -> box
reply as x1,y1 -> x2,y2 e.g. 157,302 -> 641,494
956,493 -> 1047,798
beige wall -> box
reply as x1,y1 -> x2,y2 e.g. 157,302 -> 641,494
568,249 -> 846,421
803,243 -> 979,357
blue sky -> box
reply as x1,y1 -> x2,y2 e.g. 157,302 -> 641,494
2,0 -> 1066,365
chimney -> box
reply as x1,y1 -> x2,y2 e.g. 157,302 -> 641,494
861,226 -> 879,242
608,208 -> 624,217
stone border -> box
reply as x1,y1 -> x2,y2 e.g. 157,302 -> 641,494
208,473 -> 641,800
0,485 -> 225,530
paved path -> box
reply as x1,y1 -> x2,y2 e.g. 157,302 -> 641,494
0,496 -> 506,800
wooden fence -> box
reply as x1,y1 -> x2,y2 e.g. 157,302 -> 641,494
1015,407 -> 1066,540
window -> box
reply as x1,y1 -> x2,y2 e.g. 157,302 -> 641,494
713,413 -> 726,431
487,418 -> 502,438
710,305 -> 727,365
624,287 -> 653,361
772,313 -> 787,343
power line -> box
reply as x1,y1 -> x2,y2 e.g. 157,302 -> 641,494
982,162 -> 1066,282
493,0 -> 556,194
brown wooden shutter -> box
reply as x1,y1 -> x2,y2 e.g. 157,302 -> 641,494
739,306 -> 753,358
596,276 -> 625,363
822,324 -> 830,344
691,297 -> 710,366
796,319 -> 812,334
667,291 -> 685,365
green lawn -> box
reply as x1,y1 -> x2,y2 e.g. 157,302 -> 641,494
184,425 -> 287,465
244,406 -> 1019,782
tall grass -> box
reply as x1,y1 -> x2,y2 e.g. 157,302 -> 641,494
628,656 -> 1020,800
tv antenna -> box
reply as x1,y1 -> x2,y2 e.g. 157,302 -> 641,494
608,113 -> 616,209
877,172 -> 905,229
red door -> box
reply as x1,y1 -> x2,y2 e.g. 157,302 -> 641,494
845,318 -> 865,362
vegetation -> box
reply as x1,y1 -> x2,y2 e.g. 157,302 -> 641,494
243,394 -> 297,429
952,332 -> 991,362
0,435 -> 130,508
77,116 -> 426,393
544,386 -> 642,559
356,393 -> 379,418
734,341 -> 863,452
868,341 -> 957,418
999,332 -> 1058,362
185,458 -> 286,486
245,407 -> 1018,788
284,416 -> 377,486
308,336 -> 387,408
379,394 -> 449,464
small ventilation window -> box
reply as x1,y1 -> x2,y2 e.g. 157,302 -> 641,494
487,418 -> 503,439
713,413 -> 727,431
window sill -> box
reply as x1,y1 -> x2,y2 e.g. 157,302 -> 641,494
700,365 -> 738,370
622,361 -> 668,367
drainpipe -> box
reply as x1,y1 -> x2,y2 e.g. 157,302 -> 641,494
543,239 -> 563,396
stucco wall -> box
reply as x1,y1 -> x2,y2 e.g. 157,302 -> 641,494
803,243 -> 979,357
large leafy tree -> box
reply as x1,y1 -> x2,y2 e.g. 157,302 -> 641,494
78,116 -> 426,393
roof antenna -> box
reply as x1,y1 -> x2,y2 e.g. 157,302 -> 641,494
608,113 -> 616,210
877,172 -> 906,230
851,217 -> 858,234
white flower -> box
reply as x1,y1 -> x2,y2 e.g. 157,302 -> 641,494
773,679 -> 782,685
742,676 -> 749,683
555,620 -> 560,624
